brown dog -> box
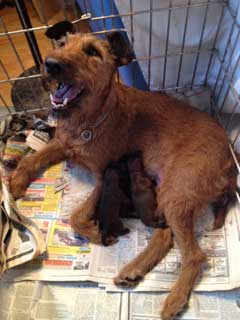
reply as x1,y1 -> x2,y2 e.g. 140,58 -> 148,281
10,32 -> 238,319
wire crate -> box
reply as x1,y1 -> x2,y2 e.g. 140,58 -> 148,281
0,0 -> 239,199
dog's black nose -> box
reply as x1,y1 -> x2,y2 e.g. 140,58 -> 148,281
45,58 -> 63,76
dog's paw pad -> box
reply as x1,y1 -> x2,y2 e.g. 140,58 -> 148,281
102,235 -> 119,246
114,270 -> 143,288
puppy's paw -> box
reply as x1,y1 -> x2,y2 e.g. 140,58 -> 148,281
72,219 -> 102,245
114,265 -> 143,288
213,215 -> 225,230
102,234 -> 119,246
85,222 -> 102,244
161,291 -> 188,320
10,171 -> 30,200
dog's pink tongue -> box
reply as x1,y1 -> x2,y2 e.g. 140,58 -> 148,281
52,85 -> 80,104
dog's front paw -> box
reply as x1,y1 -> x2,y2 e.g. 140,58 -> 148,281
114,265 -> 143,288
161,290 -> 188,320
10,170 -> 30,200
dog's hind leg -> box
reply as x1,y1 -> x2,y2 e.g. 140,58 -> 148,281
10,139 -> 66,199
114,228 -> 173,287
212,194 -> 231,229
212,175 -> 237,229
161,204 -> 206,320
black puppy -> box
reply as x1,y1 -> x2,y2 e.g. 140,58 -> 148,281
95,153 -> 165,246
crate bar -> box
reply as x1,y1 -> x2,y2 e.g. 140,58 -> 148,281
0,59 -> 26,111
129,0 -> 136,87
212,1 -> 240,97
0,1 -> 226,38
100,0 -> 107,30
15,0 -> 42,69
0,107 -> 49,119
176,0 -> 191,89
226,2 -> 240,31
0,47 -> 214,85
213,52 -> 240,149
62,0 -> 68,21
82,0 -> 88,13
0,14 -> 91,37
229,144 -> 240,173
147,0 -> 153,89
210,97 -> 240,175
204,3 -> 225,84
214,52 -> 240,113
110,0 -> 120,84
110,0 -> 115,29
159,83 -> 205,92
38,0 -> 54,48
218,50 -> 240,114
0,17 -> 39,109
0,94 -> 13,114
162,0 -> 172,89
216,51 -> 240,111
89,1 -> 226,22
191,0 -> 210,86
215,2 -> 240,107
236,192 -> 240,205
0,74 -> 42,84
233,126 -> 240,148
70,0 -> 81,32
225,102 -> 238,131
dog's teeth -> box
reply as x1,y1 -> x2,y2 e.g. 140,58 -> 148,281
58,82 -> 65,89
50,93 -> 53,102
63,97 -> 68,105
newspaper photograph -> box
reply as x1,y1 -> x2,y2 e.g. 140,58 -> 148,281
2,161 -> 240,294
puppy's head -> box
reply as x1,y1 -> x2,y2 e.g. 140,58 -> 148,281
42,32 -> 134,112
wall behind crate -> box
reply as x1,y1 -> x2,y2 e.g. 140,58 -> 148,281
115,0 -> 225,90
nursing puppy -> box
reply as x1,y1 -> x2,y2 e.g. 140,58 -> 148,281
10,32 -> 238,319
96,152 -> 163,246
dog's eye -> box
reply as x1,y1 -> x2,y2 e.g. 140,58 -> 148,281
85,46 -> 100,57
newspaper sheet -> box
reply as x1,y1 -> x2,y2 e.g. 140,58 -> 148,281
1,280 -> 240,320
0,166 -> 46,275
3,162 -> 240,293
126,290 -> 240,320
0,281 -> 124,320
96,205 -> 240,292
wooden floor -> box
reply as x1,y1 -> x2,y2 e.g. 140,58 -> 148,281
0,0 -> 87,109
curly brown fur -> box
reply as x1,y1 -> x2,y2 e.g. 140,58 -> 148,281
10,32 -> 238,319
127,155 -> 166,228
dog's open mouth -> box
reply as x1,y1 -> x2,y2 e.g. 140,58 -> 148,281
50,82 -> 84,111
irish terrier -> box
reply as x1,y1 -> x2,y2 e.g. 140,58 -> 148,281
10,32 -> 238,319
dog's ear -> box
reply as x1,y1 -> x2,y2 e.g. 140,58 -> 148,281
107,32 -> 134,66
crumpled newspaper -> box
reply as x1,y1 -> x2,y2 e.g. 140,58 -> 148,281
0,161 -> 46,277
